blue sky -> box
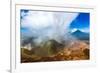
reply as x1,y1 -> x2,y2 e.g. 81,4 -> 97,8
69,13 -> 90,32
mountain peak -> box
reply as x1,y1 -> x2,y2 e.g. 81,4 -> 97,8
71,29 -> 89,40
73,29 -> 83,33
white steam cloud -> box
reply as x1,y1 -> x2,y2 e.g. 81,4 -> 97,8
21,10 -> 79,45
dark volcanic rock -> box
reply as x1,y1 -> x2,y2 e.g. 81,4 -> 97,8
32,40 -> 65,57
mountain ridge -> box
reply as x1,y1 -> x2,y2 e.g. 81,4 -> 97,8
71,30 -> 89,40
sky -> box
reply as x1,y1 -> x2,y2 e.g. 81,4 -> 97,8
21,9 -> 90,33
69,13 -> 90,32
20,9 -> 90,43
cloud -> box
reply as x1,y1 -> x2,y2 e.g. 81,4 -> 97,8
21,11 -> 54,29
79,28 -> 89,33
21,10 -> 79,44
70,28 -> 78,33
70,27 -> 89,33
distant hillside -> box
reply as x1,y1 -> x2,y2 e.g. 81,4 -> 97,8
71,30 -> 89,40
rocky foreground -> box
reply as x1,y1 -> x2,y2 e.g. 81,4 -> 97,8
21,41 -> 89,63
